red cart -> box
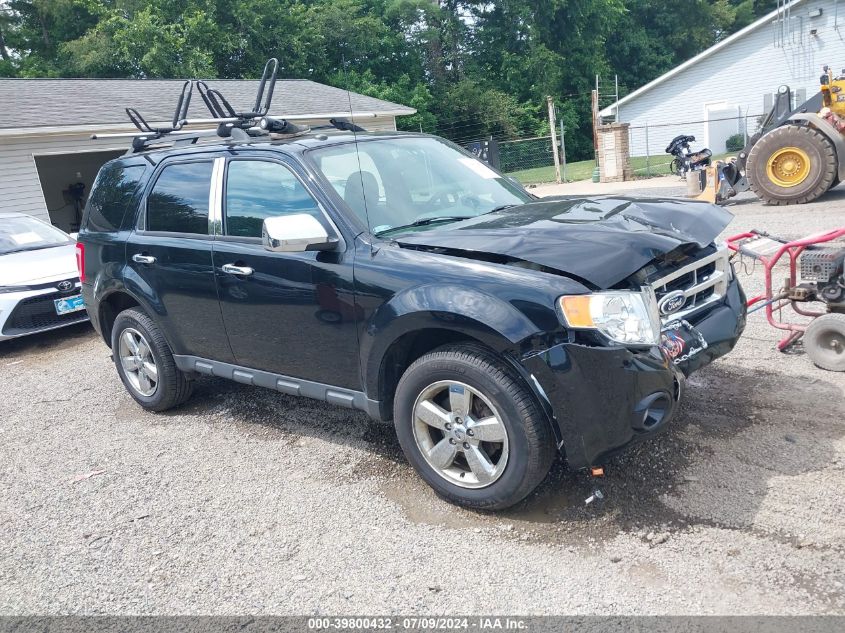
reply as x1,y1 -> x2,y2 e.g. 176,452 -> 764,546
725,228 -> 845,371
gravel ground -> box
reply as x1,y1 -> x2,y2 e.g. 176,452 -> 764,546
1,185 -> 844,615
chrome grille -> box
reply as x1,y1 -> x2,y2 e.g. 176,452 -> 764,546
651,246 -> 730,324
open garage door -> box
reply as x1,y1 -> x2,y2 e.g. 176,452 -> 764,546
34,149 -> 125,233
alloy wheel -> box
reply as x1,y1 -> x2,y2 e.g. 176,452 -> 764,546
118,327 -> 159,397
411,380 -> 509,488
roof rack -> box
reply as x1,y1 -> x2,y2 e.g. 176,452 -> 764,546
197,58 -> 277,122
91,58 -> 373,153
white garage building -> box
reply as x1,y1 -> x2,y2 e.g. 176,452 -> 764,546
0,79 -> 414,232
601,0 -> 845,156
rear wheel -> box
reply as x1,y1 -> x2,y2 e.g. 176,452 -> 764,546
393,344 -> 555,510
112,308 -> 193,411
804,313 -> 845,371
747,124 -> 837,205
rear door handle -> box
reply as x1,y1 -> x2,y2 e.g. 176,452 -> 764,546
132,254 -> 156,264
221,263 -> 254,276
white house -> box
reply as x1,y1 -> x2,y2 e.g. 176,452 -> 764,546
600,0 -> 845,157
0,79 -> 414,232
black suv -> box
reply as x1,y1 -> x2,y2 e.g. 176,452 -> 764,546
78,130 -> 746,510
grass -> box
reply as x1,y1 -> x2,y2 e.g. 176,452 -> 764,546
507,152 -> 736,185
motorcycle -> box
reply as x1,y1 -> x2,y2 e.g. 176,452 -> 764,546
665,134 -> 712,178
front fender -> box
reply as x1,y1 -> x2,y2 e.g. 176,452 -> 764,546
361,283 -> 550,397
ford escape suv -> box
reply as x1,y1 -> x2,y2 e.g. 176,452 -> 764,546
78,131 -> 746,510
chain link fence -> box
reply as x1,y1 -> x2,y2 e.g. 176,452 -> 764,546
447,112 -> 769,185
499,136 -> 557,172
625,112 -> 765,178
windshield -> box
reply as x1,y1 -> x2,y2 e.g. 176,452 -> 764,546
0,215 -> 72,255
309,136 -> 532,235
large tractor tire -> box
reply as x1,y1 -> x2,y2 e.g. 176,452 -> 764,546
747,124 -> 837,205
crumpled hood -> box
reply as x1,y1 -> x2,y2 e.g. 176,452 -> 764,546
394,196 -> 734,288
0,243 -> 78,286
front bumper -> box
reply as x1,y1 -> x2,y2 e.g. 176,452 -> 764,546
520,276 -> 746,469
0,280 -> 89,341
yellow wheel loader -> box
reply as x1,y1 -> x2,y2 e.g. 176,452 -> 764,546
701,66 -> 845,205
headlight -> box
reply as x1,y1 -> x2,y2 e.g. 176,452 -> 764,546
558,288 -> 661,346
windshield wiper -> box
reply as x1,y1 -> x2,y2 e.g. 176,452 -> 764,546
485,203 -> 519,214
375,215 -> 475,236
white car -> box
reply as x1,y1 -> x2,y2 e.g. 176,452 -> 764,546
0,212 -> 88,341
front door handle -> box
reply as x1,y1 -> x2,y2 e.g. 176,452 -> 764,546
132,254 -> 156,265
221,263 -> 254,276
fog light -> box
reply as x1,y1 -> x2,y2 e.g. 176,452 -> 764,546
633,392 -> 672,431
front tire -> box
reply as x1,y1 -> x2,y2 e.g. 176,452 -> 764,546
393,344 -> 555,510
111,308 -> 193,411
747,124 -> 836,205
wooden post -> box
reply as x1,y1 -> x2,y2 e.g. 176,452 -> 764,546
560,120 -> 567,182
547,96 -> 561,184
591,89 -> 600,181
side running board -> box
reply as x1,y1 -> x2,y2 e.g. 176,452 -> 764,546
173,355 -> 381,419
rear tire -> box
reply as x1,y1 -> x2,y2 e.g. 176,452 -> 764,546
747,124 -> 836,205
393,344 -> 555,510
111,308 -> 193,411
804,313 -> 845,372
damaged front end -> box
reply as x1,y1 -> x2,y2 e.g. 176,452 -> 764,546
516,244 -> 746,469
390,195 -> 747,469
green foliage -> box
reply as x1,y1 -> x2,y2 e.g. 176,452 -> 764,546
0,0 -> 763,161
726,133 -> 745,151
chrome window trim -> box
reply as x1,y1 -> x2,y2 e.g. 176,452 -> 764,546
208,157 -> 225,236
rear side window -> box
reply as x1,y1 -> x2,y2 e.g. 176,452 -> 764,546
146,162 -> 213,234
84,163 -> 145,232
224,160 -> 322,238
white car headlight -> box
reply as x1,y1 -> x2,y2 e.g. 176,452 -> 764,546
558,288 -> 661,346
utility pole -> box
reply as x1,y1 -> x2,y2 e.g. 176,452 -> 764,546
547,96 -> 561,184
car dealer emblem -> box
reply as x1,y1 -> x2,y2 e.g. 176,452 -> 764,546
57,280 -> 73,292
658,290 -> 687,316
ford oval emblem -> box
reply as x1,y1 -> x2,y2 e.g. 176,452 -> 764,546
57,280 -> 73,292
658,290 -> 686,315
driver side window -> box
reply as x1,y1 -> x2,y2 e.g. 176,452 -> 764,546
224,160 -> 321,238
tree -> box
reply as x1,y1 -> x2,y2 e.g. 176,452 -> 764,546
0,0 -> 765,163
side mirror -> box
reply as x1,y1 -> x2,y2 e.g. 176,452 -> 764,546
262,214 -> 337,253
